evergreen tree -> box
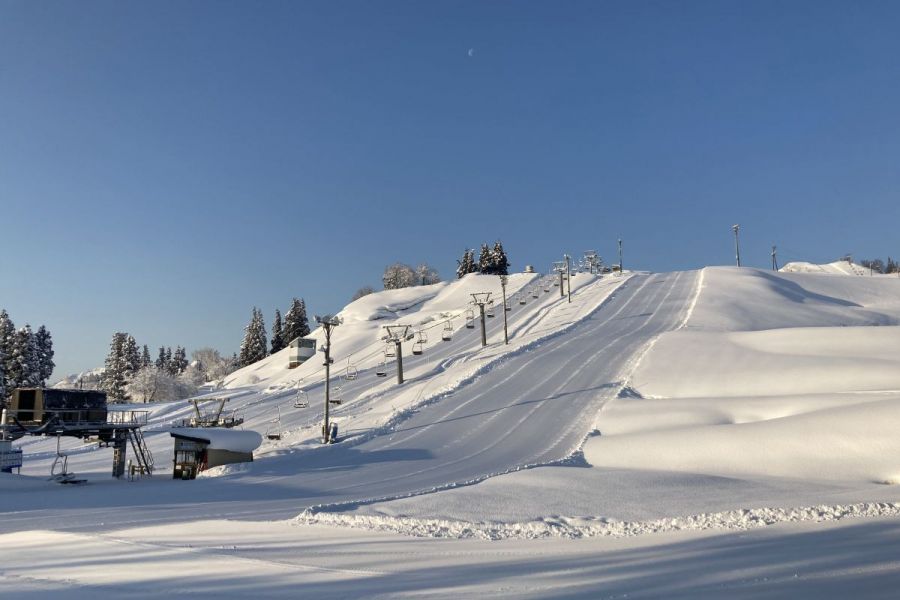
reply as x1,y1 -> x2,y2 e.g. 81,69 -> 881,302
123,334 -> 141,380
271,309 -> 285,354
0,310 -> 15,397
101,332 -> 129,402
141,345 -> 152,369
164,347 -> 174,375
284,298 -> 310,343
490,241 -> 510,276
239,307 -> 268,367
478,243 -> 494,274
34,325 -> 55,386
456,249 -> 477,278
171,346 -> 188,374
6,325 -> 39,391
156,346 -> 168,371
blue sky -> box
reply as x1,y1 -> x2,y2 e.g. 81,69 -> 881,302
2,0 -> 899,379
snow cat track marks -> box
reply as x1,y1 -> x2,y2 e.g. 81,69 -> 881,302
299,276 -> 674,500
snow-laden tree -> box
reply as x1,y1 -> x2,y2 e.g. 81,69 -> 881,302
239,307 -> 268,367
164,347 -> 173,374
490,241 -> 510,276
102,332 -> 129,402
352,286 -> 376,301
0,310 -> 15,396
155,346 -> 167,371
477,243 -> 494,274
283,298 -> 310,343
271,309 -> 285,354
123,334 -> 141,380
140,345 -> 152,369
126,366 -> 197,403
172,346 -> 189,374
456,249 -> 477,279
415,263 -> 441,286
6,325 -> 41,390
190,347 -> 235,382
34,325 -> 54,386
382,263 -> 417,290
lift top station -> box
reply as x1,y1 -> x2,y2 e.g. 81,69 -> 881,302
1,387 -> 153,480
288,336 -> 317,368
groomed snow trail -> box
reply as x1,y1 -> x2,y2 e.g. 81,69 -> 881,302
0,271 -> 698,533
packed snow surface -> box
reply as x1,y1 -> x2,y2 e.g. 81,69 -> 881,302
5,264 -> 900,597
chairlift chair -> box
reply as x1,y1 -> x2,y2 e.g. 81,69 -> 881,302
486,302 -> 495,318
294,388 -> 309,409
441,320 -> 453,341
505,300 -> 512,311
384,343 -> 396,358
376,359 -> 389,377
465,308 -> 475,329
266,407 -> 283,440
532,287 -> 539,299
412,330 -> 427,355
344,358 -> 358,381
329,386 -> 343,405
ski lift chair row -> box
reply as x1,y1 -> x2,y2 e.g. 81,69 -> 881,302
442,320 -> 453,342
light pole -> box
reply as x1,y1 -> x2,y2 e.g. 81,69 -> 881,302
383,325 -> 411,384
499,275 -> 509,345
470,292 -> 492,347
732,224 -> 741,267
315,314 -> 341,444
771,245 -> 778,271
564,254 -> 572,303
618,238 -> 623,274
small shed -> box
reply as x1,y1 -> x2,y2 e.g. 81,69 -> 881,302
170,428 -> 262,480
288,337 -> 317,368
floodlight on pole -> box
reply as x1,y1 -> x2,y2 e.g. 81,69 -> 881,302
564,254 -> 572,303
470,292 -> 492,347
732,224 -> 741,267
315,314 -> 342,444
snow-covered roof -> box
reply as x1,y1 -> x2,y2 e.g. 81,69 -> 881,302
169,427 -> 262,453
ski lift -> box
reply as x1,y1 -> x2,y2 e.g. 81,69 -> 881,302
266,407 -> 283,440
376,358 -> 389,377
465,308 -> 475,329
344,358 -> 358,381
505,299 -> 512,311
329,386 -> 343,405
441,320 -> 453,341
532,287 -> 539,299
486,302 -> 495,318
384,343 -> 396,358
519,295 -> 527,305
294,388 -> 309,409
412,330 -> 427,355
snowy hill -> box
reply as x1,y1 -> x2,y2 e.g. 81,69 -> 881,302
7,264 -> 900,596
781,259 -> 877,276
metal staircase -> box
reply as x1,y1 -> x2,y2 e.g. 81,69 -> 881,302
127,428 -> 154,476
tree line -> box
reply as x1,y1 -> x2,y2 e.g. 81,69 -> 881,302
239,297 -> 310,368
0,309 -> 54,402
456,241 -> 510,278
859,257 -> 900,274
101,332 -> 238,403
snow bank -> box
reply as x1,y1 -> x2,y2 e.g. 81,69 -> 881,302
298,501 -> 900,540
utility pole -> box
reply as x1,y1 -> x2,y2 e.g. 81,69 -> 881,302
383,325 -> 411,384
618,238 -> 623,274
732,224 -> 741,267
315,314 -> 341,444
470,292 -> 492,347
564,254 -> 572,303
771,245 -> 778,271
499,275 -> 509,345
